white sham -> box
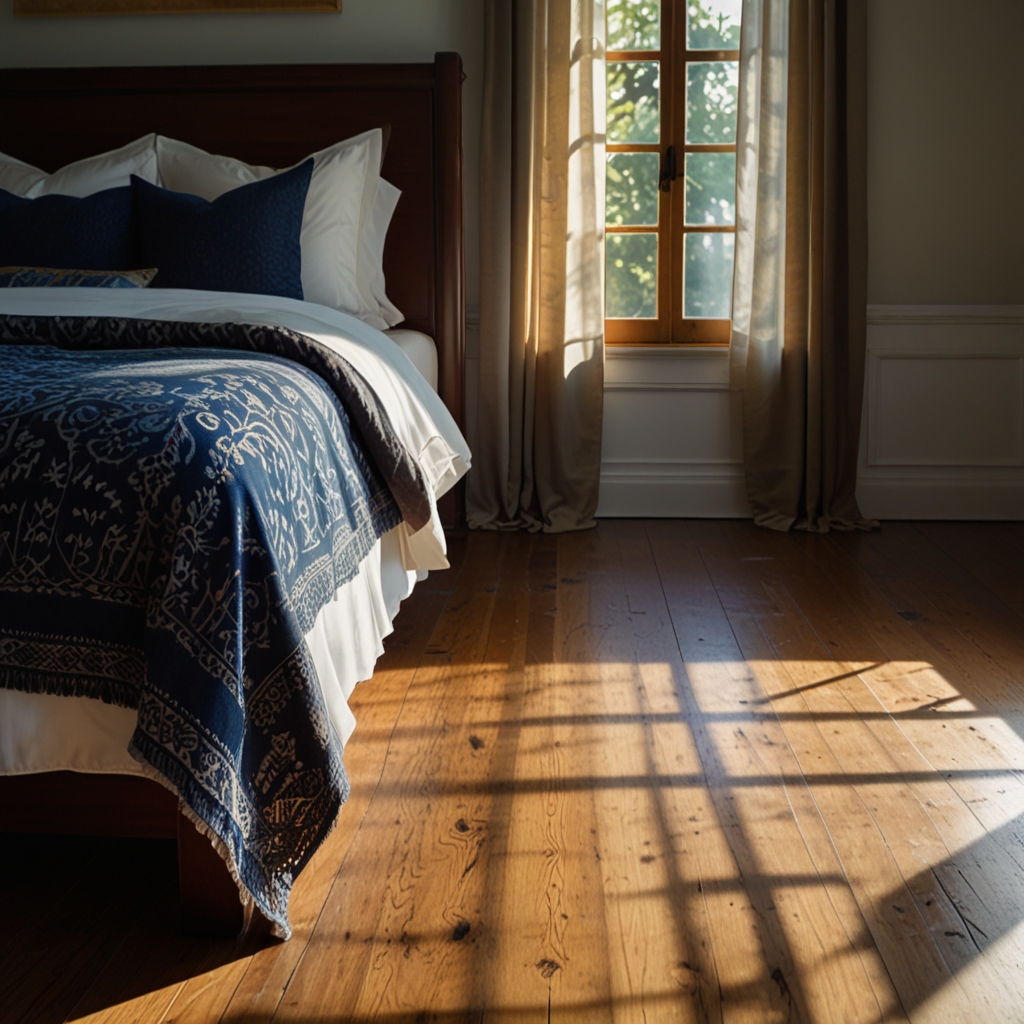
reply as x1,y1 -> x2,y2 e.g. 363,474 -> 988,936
156,133 -> 403,329
0,135 -> 159,199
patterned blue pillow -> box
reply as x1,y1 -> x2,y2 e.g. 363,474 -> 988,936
0,185 -> 139,271
0,267 -> 157,288
132,159 -> 313,301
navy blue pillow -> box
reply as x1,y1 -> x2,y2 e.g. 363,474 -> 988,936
0,186 -> 138,271
132,159 -> 313,300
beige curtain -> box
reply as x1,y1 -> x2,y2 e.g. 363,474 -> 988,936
731,0 -> 874,531
467,0 -> 606,533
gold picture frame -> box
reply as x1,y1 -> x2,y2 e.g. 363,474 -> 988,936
15,0 -> 339,15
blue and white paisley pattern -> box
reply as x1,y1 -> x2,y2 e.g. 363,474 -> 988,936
0,266 -> 158,288
0,316 -> 423,938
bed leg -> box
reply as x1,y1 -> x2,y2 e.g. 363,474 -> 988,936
177,812 -> 246,937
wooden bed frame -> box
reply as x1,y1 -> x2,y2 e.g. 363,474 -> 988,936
0,55 -> 465,936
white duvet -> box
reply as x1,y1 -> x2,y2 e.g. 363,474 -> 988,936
0,289 -> 471,772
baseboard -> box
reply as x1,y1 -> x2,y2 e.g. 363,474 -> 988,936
597,462 -> 750,518
857,478 -> 1024,520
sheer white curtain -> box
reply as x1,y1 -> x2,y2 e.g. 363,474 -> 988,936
468,0 -> 606,533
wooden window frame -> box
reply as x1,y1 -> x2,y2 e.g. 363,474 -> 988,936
605,0 -> 739,346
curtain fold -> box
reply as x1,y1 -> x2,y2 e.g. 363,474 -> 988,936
468,0 -> 606,533
731,0 -> 874,532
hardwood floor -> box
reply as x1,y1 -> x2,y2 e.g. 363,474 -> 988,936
7,520 -> 1024,1023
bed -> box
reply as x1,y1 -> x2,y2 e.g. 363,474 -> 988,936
0,56 -> 467,938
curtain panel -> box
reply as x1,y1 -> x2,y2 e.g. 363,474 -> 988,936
731,0 -> 874,532
467,0 -> 606,533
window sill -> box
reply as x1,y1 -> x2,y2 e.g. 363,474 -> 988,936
605,342 -> 730,390
605,343 -> 729,358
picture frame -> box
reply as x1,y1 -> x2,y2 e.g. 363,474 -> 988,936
14,0 -> 340,15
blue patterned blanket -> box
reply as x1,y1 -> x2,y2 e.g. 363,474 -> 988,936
0,315 -> 431,937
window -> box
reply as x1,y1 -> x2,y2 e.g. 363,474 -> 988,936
605,0 -> 741,344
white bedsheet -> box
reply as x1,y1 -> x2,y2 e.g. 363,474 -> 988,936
0,289 -> 469,776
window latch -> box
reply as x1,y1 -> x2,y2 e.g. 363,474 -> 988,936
659,145 -> 677,192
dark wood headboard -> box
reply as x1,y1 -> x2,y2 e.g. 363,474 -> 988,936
0,55 -> 466,477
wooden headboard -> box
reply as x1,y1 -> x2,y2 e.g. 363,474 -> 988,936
0,55 -> 466,479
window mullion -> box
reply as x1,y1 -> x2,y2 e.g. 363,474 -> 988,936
669,0 -> 686,338
605,0 -> 740,345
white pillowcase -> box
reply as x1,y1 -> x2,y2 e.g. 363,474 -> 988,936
363,179 -> 404,328
0,135 -> 159,198
156,132 -> 403,330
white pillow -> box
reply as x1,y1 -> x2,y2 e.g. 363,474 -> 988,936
362,178 -> 404,328
0,135 -> 159,198
156,133 -> 403,330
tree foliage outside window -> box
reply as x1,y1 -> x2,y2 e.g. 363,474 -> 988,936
686,0 -> 741,49
685,61 -> 738,144
605,0 -> 741,340
607,62 -> 661,144
607,0 -> 660,49
607,152 -> 660,226
607,234 -> 658,318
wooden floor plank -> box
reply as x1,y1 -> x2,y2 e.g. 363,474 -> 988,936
471,533 -> 555,1024
802,531 -> 1024,845
270,530 -> 522,1021
712,522 -> 1024,1020
650,519 -> 907,1024
578,520 -> 722,1023
12,523 -> 1024,1023
696,524 -> 966,1019
981,522 -> 1024,561
916,523 -> 1024,623
828,526 -> 1024,730
479,530 -> 617,1023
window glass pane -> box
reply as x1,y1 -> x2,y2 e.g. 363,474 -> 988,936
685,61 -> 738,144
607,233 -> 658,318
607,61 -> 660,144
606,153 -> 660,226
684,152 -> 736,225
683,232 -> 734,318
686,0 -> 742,50
607,0 -> 660,51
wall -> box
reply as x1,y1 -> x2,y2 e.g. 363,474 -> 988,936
858,0 -> 1024,519
599,0 -> 1024,520
0,0 -> 485,313
867,0 -> 1023,306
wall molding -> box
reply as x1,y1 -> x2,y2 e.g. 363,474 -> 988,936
866,352 -> 1024,468
601,457 -> 743,475
858,305 -> 1024,520
603,381 -> 729,392
867,304 -> 1024,326
605,344 -> 730,359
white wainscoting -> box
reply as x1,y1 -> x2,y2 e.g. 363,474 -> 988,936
597,345 -> 750,518
597,306 -> 1024,521
857,305 -> 1024,520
